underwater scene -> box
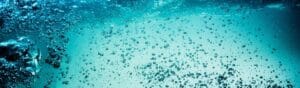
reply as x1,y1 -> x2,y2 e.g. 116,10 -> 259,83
0,0 -> 300,88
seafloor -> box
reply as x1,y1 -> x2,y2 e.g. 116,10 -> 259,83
0,0 -> 300,88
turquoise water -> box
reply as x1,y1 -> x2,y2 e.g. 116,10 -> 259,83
1,0 -> 300,88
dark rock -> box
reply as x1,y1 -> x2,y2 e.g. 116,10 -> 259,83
53,61 -> 61,68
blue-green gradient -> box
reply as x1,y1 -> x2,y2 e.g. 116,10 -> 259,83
1,0 -> 300,88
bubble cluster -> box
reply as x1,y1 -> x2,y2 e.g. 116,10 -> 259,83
0,37 -> 40,87
0,0 -> 83,70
